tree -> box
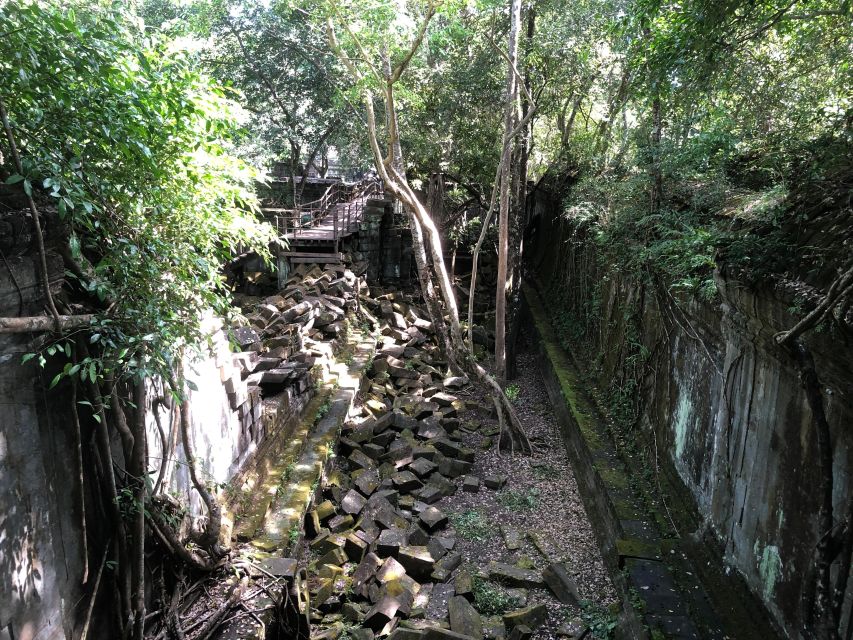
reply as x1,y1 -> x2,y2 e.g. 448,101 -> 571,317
321,0 -> 531,452
0,3 -> 276,636
494,0 -> 522,385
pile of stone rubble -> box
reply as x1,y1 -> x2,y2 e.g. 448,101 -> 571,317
299,293 -> 586,640
221,265 -> 363,447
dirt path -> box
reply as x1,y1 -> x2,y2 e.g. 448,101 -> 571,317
435,339 -> 617,639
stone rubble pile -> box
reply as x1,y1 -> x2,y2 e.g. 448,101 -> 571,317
298,293 -> 583,640
223,264 -> 363,450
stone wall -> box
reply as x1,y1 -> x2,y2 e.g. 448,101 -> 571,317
0,209 -> 86,639
345,197 -> 413,287
0,205 -> 315,638
528,201 -> 853,637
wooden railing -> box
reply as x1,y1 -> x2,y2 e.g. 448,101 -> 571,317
263,176 -> 383,241
328,178 -> 383,252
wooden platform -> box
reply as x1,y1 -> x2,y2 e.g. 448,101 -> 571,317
281,197 -> 370,245
281,251 -> 344,264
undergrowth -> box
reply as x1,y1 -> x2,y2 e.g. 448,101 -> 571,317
449,510 -> 492,542
472,576 -> 519,615
580,599 -> 618,639
498,488 -> 540,510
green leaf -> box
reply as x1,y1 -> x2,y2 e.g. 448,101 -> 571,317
21,352 -> 37,364
49,373 -> 62,389
5,174 -> 25,185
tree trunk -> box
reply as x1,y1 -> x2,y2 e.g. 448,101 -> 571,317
130,380 -> 147,640
650,94 -> 663,214
495,0 -> 522,386
0,314 -> 95,333
506,6 -> 535,380
326,13 -> 530,451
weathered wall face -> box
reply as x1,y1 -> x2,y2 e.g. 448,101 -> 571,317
0,237 -> 84,639
530,205 -> 853,637
0,208 -> 301,638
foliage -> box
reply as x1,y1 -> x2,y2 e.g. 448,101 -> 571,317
498,487 -> 539,510
317,399 -> 333,420
504,383 -> 520,403
0,1 -> 276,385
579,599 -> 618,639
187,1 -> 365,173
449,510 -> 492,542
471,576 -> 520,615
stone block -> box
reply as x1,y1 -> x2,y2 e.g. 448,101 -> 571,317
503,605 -> 547,632
487,563 -> 543,588
542,563 -> 580,605
449,596 -> 483,639
462,476 -> 480,493
419,506 -> 448,532
342,489 -> 368,516
398,545 -> 435,579
377,528 -> 408,557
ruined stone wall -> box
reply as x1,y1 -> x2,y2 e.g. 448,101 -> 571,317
0,208 -> 312,638
0,210 -> 86,640
529,201 -> 853,637
346,197 -> 412,287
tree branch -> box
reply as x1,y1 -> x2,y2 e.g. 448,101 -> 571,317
0,314 -> 94,333
0,97 -> 62,331
390,1 -> 438,83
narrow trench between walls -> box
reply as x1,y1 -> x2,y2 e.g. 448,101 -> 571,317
520,281 -> 786,640
163,242 -> 626,640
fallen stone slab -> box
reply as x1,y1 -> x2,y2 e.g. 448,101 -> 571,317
442,376 -> 467,390
454,570 -> 473,601
377,528 -> 408,557
389,629 -> 425,640
507,625 -> 533,640
556,617 -> 589,638
329,514 -> 354,532
427,537 -> 448,563
427,473 -> 457,497
487,562 -> 543,588
345,532 -> 369,562
311,532 -> 346,555
417,420 -> 447,440
462,476 -> 480,493
542,563 -> 580,605
398,545 -> 436,579
423,628 -> 478,640
412,444 -> 438,461
431,552 -> 462,582
342,489 -> 368,515
376,556 -> 408,584
448,596 -> 483,639
259,557 -> 297,578
417,485 -> 443,505
433,438 -> 463,458
407,523 -> 431,546
350,449 -> 378,471
354,469 -> 381,496
483,475 -> 507,490
352,553 -> 383,596
408,457 -> 438,478
419,506 -> 448,532
501,526 -> 522,551
317,547 -> 347,567
364,586 -> 414,634
503,604 -> 547,632
393,470 -> 424,492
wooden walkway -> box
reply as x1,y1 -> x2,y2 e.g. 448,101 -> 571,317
282,196 -> 371,245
